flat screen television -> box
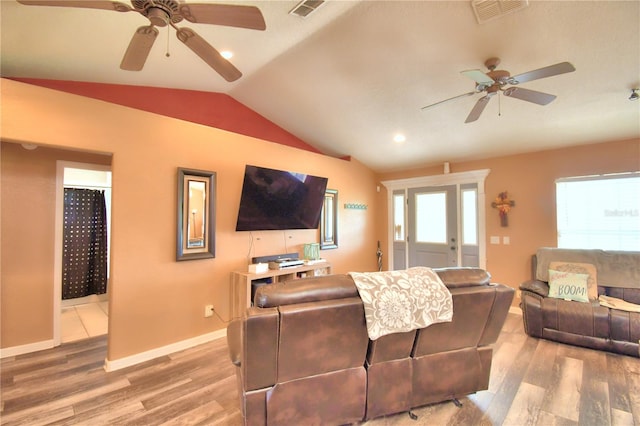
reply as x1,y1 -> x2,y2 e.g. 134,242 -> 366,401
235,165 -> 329,231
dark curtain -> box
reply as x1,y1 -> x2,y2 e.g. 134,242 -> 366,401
62,188 -> 108,300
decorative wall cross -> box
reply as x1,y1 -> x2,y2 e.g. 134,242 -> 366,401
492,191 -> 515,227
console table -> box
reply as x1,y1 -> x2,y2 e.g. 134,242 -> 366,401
231,262 -> 332,318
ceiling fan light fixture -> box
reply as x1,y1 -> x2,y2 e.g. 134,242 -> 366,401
16,0 -> 265,81
147,7 -> 169,26
630,89 -> 639,101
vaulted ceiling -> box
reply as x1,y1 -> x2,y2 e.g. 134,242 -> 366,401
2,0 -> 639,172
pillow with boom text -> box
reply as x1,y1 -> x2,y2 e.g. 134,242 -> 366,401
549,261 -> 598,302
548,269 -> 590,303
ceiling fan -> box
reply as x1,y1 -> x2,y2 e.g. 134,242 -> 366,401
422,57 -> 576,123
16,0 -> 266,82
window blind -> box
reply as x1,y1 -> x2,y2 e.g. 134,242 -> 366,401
556,172 -> 640,251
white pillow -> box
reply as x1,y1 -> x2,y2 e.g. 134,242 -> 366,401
548,269 -> 589,303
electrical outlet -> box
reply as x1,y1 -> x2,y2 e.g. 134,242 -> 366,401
204,305 -> 214,318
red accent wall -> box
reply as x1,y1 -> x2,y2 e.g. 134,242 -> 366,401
10,78 -> 321,154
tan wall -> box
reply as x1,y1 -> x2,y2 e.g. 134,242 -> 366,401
1,79 -> 379,361
2,77 -> 637,361
376,138 -> 640,301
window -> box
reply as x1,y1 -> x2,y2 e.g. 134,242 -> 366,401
415,191 -> 447,244
462,188 -> 478,245
556,172 -> 640,251
393,193 -> 405,241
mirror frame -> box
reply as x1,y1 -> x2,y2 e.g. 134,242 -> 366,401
177,168 -> 216,261
320,189 -> 338,250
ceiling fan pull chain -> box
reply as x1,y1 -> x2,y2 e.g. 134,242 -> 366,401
498,92 -> 502,117
166,25 -> 171,57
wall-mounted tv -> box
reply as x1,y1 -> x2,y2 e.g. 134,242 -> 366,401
235,165 -> 329,231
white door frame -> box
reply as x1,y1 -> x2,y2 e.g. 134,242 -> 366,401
381,169 -> 490,271
54,161 -> 112,346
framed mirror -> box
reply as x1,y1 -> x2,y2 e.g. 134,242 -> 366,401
177,168 -> 216,261
320,189 -> 338,249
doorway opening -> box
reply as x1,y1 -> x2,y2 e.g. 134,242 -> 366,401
54,162 -> 112,345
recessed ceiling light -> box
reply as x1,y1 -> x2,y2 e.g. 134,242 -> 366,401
393,134 -> 406,143
220,51 -> 233,60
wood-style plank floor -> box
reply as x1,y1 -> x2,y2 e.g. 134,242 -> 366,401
2,312 -> 639,425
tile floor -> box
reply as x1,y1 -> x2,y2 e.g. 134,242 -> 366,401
61,301 -> 109,343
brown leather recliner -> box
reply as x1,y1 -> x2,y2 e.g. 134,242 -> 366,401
520,248 -> 640,358
227,268 -> 514,425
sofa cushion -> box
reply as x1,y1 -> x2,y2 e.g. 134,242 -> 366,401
277,298 -> 368,382
548,269 -> 590,303
550,261 -> 598,301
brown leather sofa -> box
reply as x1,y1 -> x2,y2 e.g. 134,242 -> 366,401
520,248 -> 640,358
227,267 -> 514,425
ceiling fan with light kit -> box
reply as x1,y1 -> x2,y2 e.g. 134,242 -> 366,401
16,0 -> 266,82
422,57 -> 576,123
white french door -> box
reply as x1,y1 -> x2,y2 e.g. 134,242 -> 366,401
383,170 -> 489,271
408,185 -> 458,268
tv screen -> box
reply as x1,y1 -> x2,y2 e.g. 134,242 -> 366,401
235,165 -> 329,231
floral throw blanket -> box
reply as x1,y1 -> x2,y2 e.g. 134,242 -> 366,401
349,267 -> 453,340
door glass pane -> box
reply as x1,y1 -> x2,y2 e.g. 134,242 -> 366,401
416,192 -> 446,243
462,188 -> 478,245
393,194 -> 405,241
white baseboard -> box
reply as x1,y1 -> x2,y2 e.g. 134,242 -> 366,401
0,339 -> 55,359
104,329 -> 227,372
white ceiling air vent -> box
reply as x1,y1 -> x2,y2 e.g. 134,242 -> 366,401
471,0 -> 529,24
289,0 -> 326,19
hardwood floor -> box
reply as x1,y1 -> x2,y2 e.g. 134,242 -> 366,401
1,312 -> 639,425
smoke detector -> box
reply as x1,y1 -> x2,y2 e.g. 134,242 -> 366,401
289,0 -> 325,18
471,0 -> 529,24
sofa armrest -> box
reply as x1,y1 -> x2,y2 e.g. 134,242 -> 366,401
520,290 -> 544,338
231,306 -> 279,392
520,279 -> 549,298
227,319 -> 242,367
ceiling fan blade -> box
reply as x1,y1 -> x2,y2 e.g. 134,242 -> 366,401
510,62 -> 575,84
421,91 -> 476,110
16,0 -> 132,12
176,27 -> 242,82
120,26 -> 158,71
461,69 -> 494,86
465,95 -> 493,123
503,87 -> 556,105
179,3 -> 266,30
